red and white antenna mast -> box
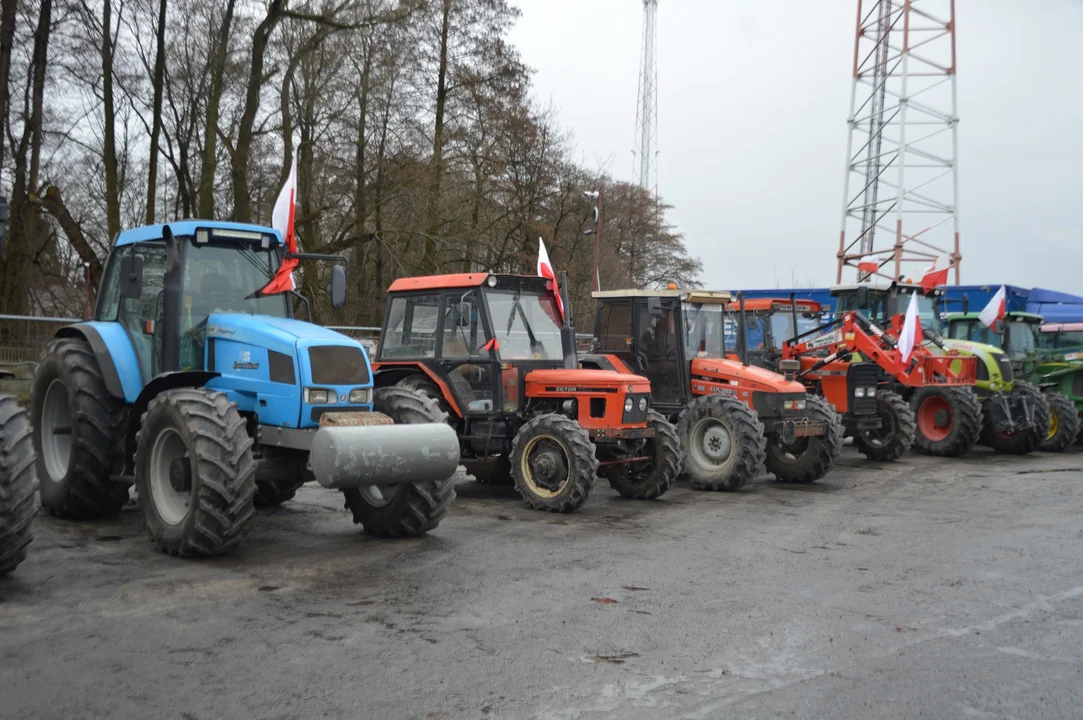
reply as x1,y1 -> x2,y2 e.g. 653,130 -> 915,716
634,0 -> 659,201
836,0 -> 961,284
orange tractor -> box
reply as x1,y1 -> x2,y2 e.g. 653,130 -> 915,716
371,271 -> 682,513
725,296 -> 917,461
581,289 -> 843,490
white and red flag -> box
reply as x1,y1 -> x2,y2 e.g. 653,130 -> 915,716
537,237 -> 565,320
857,255 -> 879,274
256,147 -> 300,296
919,253 -> 951,292
979,285 -> 1007,328
897,291 -> 923,363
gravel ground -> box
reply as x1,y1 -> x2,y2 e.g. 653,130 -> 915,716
2,446 -> 1082,720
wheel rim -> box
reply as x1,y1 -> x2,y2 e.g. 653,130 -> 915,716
149,428 -> 192,526
359,484 -> 398,508
916,394 -> 953,443
859,405 -> 896,448
689,417 -> 733,469
519,434 -> 573,499
41,379 -> 73,483
1047,411 -> 1059,440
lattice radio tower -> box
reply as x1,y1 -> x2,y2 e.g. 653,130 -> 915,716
836,0 -> 962,284
633,0 -> 659,202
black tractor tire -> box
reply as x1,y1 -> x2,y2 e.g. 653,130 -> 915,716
1041,391 -> 1081,453
981,381 -> 1051,456
677,395 -> 766,491
509,413 -> 597,512
31,338 -> 128,519
604,410 -> 682,500
254,477 -> 306,508
765,396 -> 844,483
0,396 -> 37,575
396,374 -> 455,418
341,386 -> 459,536
852,391 -> 916,462
910,386 -> 982,457
135,389 -> 257,557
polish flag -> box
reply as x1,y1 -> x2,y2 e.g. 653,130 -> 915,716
537,237 -> 565,320
858,255 -> 879,274
979,285 -> 1007,328
919,253 -> 951,292
256,147 -> 300,296
897,291 -> 923,363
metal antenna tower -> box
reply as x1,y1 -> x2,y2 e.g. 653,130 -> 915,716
836,0 -> 961,284
633,0 -> 659,200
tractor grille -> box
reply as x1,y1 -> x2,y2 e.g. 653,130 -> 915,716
308,345 -> 370,385
622,393 -> 650,425
997,355 -> 1014,383
847,362 -> 879,416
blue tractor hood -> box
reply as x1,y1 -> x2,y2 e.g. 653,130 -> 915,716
205,313 -> 361,351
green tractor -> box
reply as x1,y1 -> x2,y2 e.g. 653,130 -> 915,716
832,282 -> 1050,456
946,312 -> 1081,451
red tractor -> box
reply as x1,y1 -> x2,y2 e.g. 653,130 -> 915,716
726,296 -> 917,461
582,289 -> 843,491
371,272 -> 682,513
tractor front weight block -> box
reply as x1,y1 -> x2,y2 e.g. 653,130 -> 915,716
309,423 -> 461,490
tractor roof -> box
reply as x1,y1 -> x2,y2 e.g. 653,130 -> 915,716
830,281 -> 936,295
388,273 -> 490,293
592,289 -> 732,304
114,220 -> 283,247
947,311 -> 1044,323
727,297 -> 822,312
1041,322 -> 1083,333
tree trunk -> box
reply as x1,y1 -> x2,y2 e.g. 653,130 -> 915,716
351,38 -> 373,297
421,0 -> 451,273
231,0 -> 284,223
145,0 -> 167,224
0,0 -> 17,172
197,0 -> 236,219
101,0 -> 120,240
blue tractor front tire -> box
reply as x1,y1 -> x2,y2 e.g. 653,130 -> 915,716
135,388 -> 256,557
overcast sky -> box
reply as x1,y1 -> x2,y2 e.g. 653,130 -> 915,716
508,0 -> 1083,293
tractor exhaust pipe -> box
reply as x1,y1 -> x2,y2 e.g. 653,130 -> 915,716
559,269 -> 577,370
737,292 -> 749,366
309,422 -> 460,489
789,292 -> 799,344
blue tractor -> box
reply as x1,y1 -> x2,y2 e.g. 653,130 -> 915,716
28,220 -> 462,557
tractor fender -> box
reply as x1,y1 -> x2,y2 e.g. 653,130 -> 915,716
123,370 -> 221,473
55,322 -> 142,402
372,363 -> 463,417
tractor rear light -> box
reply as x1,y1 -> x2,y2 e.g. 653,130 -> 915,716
624,397 -> 634,412
348,388 -> 372,404
638,397 -> 648,412
304,388 -> 333,404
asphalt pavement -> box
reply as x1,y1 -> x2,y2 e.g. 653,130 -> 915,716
2,447 -> 1082,720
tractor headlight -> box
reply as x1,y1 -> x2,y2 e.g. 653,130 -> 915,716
624,397 -> 634,412
854,387 -> 865,398
638,397 -> 648,412
304,388 -> 333,404
867,387 -> 877,398
787,399 -> 806,411
348,388 -> 372,404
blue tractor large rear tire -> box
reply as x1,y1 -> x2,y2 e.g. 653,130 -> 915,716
31,338 -> 128,518
135,388 -> 256,557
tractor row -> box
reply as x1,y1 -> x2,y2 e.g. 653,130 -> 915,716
2,218 -> 1078,573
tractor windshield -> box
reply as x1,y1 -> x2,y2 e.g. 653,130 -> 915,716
836,289 -> 940,333
184,240 -> 289,325
683,303 -> 727,358
485,290 -> 563,360
1006,319 -> 1040,361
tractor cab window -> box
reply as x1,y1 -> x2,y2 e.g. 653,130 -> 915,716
949,320 -> 999,346
380,294 -> 441,358
836,289 -> 940,332
485,290 -> 563,360
111,243 -> 168,382
440,290 -> 488,358
595,300 -> 633,354
184,240 -> 289,325
683,303 -> 726,358
636,301 -> 683,404
1007,320 -> 1039,360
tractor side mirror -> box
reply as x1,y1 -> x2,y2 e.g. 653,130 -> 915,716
647,296 -> 663,317
119,255 -> 144,299
330,264 -> 347,309
457,301 -> 472,326
855,286 -> 869,309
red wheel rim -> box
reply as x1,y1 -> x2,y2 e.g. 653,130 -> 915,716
917,394 -> 954,442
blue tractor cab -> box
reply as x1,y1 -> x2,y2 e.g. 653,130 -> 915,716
29,220 -> 460,557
